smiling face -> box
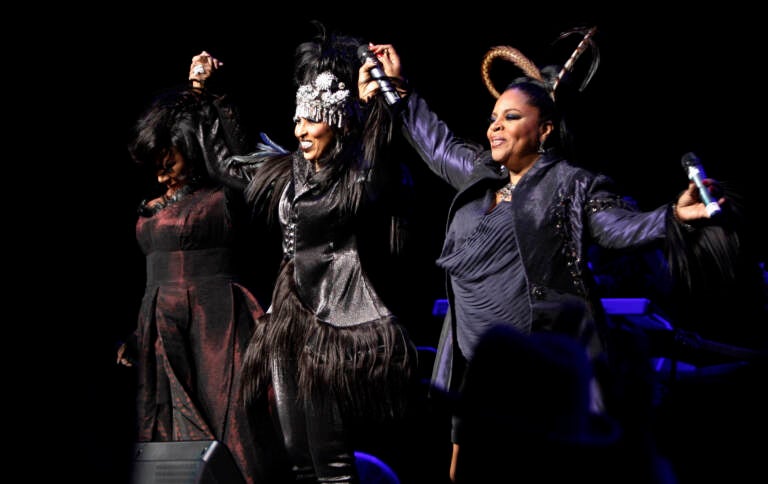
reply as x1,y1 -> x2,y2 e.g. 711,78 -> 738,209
294,117 -> 336,166
486,88 -> 552,172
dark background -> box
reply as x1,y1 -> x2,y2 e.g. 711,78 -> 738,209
39,2 -> 767,481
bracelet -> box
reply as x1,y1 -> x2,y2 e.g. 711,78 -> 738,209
671,203 -> 695,232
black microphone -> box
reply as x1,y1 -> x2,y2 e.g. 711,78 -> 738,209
357,45 -> 400,106
681,152 -> 721,216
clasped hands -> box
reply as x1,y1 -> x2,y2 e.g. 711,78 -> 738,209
358,43 -> 406,103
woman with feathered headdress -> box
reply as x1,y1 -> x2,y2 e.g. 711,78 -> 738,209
359,27 -> 752,482
204,21 -> 417,483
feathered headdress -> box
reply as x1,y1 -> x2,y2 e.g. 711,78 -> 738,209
481,26 -> 599,100
293,21 -> 362,130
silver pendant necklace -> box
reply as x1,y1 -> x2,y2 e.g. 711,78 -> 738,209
497,182 -> 515,202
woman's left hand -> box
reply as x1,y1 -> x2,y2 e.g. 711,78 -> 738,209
675,179 -> 725,221
116,342 -> 134,367
358,43 -> 403,103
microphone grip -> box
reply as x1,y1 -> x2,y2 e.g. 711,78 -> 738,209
358,46 -> 400,106
370,66 -> 401,105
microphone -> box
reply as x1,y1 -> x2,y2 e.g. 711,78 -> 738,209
681,152 -> 721,216
357,45 -> 400,106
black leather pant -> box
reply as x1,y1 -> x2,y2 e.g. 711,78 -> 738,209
271,357 -> 359,483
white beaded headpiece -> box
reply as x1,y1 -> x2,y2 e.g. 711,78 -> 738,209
294,71 -> 350,128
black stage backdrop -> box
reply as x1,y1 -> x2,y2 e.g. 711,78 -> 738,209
34,3 -> 766,482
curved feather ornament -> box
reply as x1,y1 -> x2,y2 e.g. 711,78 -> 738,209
481,26 -> 599,101
552,26 -> 599,93
481,45 -> 543,98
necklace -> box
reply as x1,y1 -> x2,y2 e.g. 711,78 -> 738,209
497,182 -> 515,202
138,184 -> 197,216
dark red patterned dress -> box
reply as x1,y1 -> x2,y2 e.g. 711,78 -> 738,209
132,185 -> 277,483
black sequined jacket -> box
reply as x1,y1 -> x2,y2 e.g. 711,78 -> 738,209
216,138 -> 416,418
220,145 -> 407,327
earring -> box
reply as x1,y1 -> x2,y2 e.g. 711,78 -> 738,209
537,140 -> 546,154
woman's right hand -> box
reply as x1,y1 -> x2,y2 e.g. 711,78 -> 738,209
189,50 -> 223,88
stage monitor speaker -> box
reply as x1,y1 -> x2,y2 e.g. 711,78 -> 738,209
130,440 -> 244,484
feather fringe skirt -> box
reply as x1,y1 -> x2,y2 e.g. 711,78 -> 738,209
240,259 -> 417,420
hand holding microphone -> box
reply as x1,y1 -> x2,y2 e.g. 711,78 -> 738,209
680,152 -> 721,217
358,44 -> 401,105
